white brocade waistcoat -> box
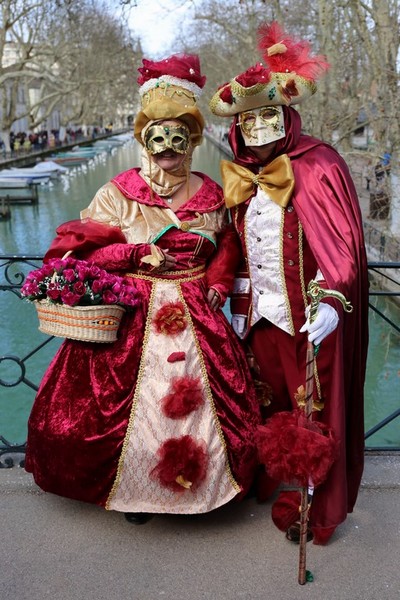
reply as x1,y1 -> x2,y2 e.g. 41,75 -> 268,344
245,188 -> 292,334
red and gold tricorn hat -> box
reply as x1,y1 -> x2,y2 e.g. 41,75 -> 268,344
134,54 -> 206,147
209,22 -> 329,117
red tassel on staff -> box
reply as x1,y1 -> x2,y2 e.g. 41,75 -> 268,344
257,410 -> 338,488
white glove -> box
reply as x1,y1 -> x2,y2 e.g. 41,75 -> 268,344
231,314 -> 247,338
299,302 -> 339,345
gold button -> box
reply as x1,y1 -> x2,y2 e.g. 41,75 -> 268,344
288,259 -> 295,266
180,222 -> 190,232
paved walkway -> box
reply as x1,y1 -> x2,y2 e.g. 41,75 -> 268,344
1,454 -> 399,600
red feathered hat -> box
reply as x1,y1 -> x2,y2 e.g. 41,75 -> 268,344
135,54 -> 206,146
137,54 -> 206,89
209,22 -> 329,117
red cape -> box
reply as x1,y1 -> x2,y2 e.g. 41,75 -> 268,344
228,107 -> 369,539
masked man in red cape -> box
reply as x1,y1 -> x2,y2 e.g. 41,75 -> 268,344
209,22 -> 369,545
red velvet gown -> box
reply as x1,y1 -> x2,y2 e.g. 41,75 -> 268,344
25,171 -> 260,514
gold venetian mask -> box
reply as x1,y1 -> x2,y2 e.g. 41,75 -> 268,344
144,123 -> 190,155
239,105 -> 285,147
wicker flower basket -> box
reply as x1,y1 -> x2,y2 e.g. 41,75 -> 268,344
35,300 -> 126,343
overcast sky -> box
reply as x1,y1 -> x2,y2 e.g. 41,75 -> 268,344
128,0 -> 193,58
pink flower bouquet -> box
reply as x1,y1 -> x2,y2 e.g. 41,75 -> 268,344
21,256 -> 140,343
21,256 -> 139,309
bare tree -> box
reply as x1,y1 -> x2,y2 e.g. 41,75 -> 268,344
0,0 -> 141,150
348,0 -> 399,157
3,0 -> 399,198
1,1 -> 53,148
136,1 -> 398,158
53,3 -> 139,129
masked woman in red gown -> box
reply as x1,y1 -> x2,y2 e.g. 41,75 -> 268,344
25,54 -> 260,523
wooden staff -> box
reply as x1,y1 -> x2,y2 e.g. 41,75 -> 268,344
298,280 -> 353,585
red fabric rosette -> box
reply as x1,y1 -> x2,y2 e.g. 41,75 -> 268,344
256,409 -> 338,488
161,376 -> 204,419
150,435 -> 208,492
153,301 -> 187,336
236,63 -> 271,88
219,86 -> 234,104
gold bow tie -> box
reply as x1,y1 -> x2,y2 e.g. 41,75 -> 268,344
220,154 -> 295,208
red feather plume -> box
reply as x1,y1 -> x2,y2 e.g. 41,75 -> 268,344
257,22 -> 329,80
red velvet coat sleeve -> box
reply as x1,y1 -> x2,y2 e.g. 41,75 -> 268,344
80,243 -> 153,271
205,223 -> 242,305
43,218 -> 154,271
44,219 -> 127,260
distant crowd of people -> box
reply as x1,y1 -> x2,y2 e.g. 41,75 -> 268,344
0,126 -> 108,156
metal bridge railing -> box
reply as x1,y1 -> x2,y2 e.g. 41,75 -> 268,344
364,262 -> 400,450
1,256 -> 399,467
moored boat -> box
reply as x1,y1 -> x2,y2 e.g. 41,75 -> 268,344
68,146 -> 99,157
0,169 -> 50,184
0,177 -> 34,188
33,161 -> 69,176
45,155 -> 91,167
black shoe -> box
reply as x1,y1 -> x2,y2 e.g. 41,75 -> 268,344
285,522 -> 313,544
124,512 -> 153,525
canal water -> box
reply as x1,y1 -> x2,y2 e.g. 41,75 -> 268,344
0,138 -> 399,447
